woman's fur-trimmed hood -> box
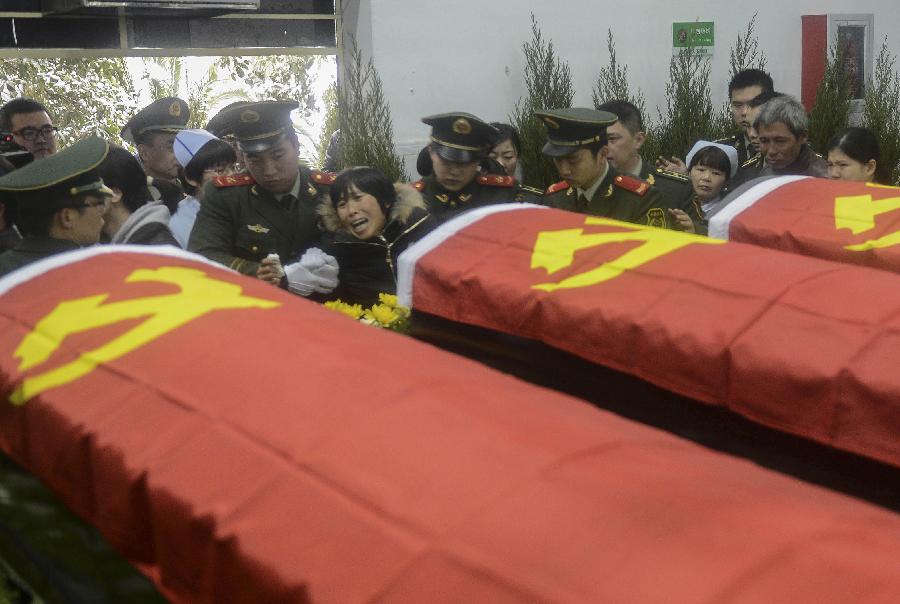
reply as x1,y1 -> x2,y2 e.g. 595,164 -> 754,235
319,182 -> 427,233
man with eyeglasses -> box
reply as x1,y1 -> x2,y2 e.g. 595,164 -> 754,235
0,97 -> 59,161
0,137 -> 113,277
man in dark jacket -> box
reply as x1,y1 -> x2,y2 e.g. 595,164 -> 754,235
0,137 -> 113,278
735,95 -> 828,185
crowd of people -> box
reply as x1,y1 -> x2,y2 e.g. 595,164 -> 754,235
0,66 -> 889,306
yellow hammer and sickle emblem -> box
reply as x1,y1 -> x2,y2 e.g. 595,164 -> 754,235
9,266 -> 280,405
835,183 -> 900,251
531,217 -> 723,292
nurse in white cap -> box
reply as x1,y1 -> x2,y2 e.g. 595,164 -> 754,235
169,128 -> 236,248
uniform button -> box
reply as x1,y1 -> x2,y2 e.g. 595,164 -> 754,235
251,245 -> 258,252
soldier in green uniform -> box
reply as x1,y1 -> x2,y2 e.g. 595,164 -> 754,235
121,97 -> 190,206
537,108 -> 676,228
187,100 -> 338,294
715,69 -> 774,166
0,136 -> 113,278
414,112 -> 539,222
597,99 -> 698,218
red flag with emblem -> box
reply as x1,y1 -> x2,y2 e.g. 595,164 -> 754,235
709,176 -> 900,273
4,246 -> 900,602
399,205 -> 900,469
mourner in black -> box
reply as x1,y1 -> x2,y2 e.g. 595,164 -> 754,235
319,166 -> 438,306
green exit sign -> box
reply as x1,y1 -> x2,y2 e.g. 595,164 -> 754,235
673,22 -> 715,47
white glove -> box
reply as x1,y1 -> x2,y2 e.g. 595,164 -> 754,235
284,247 -> 339,296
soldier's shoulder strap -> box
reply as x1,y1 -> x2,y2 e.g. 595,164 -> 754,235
310,169 -> 337,186
741,154 -> 762,169
477,174 -> 515,187
653,167 -> 690,183
713,134 -> 739,146
613,174 -> 651,197
213,173 -> 255,188
545,180 -> 570,195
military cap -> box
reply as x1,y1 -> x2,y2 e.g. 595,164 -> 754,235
535,108 -> 617,157
121,97 -> 190,144
422,112 -> 499,163
205,100 -> 252,139
0,136 -> 112,212
230,100 -> 299,154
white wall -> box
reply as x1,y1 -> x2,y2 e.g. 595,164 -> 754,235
342,0 -> 900,172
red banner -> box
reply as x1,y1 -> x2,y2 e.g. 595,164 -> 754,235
709,176 -> 900,273
399,205 -> 900,469
3,247 -> 900,602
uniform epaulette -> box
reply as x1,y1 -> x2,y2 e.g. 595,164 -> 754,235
213,173 -> 255,188
613,174 -> 651,197
653,168 -> 690,183
310,170 -> 336,185
741,154 -> 762,169
411,180 -> 425,192
545,180 -> 570,195
477,174 -> 515,187
520,185 -> 544,195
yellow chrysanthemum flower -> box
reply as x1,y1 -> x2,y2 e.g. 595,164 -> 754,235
324,299 -> 364,319
378,293 -> 399,307
365,303 -> 401,326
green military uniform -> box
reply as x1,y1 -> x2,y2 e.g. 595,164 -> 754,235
187,100 -> 328,276
188,167 -> 326,275
415,173 -> 540,221
536,107 -> 680,229
637,160 -> 701,221
0,136 -> 113,278
543,165 -> 674,228
417,112 -> 540,222
714,132 -> 755,167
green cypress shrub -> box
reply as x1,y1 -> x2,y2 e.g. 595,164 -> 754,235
337,41 -> 407,182
863,38 -> 900,185
648,46 -> 721,162
591,29 -> 646,116
807,42 -> 852,154
509,14 -> 574,190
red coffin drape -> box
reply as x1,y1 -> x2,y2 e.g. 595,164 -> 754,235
2,246 -> 900,602
399,205 -> 900,470
709,176 -> 900,273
